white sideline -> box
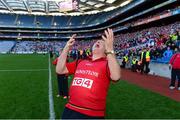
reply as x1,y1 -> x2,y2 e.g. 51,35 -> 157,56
0,69 -> 48,72
48,54 -> 56,120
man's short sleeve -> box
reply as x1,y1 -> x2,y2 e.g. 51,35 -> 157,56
66,60 -> 77,75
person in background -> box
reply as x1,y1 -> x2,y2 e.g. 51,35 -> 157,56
49,49 -> 53,58
121,54 -> 128,68
82,49 -> 87,59
53,57 -> 69,99
55,50 -> 60,58
169,47 -> 180,91
170,31 -> 178,42
127,53 -> 133,69
140,47 -> 151,74
136,61 -> 142,73
86,48 -> 91,57
163,46 -> 173,58
175,30 -> 180,47
131,56 -> 138,72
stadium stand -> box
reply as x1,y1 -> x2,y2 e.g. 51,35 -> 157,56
115,21 -> 180,63
7,21 -> 179,63
11,41 -> 66,53
0,0 -> 180,119
0,41 -> 15,53
0,0 -> 179,63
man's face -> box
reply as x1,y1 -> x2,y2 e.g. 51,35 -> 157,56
92,40 -> 106,54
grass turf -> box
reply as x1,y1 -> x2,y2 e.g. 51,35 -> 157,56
0,54 -> 49,118
0,54 -> 180,119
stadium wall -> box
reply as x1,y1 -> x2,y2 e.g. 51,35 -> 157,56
149,63 -> 171,79
118,59 -> 171,79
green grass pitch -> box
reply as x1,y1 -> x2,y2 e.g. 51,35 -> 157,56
0,54 -> 180,119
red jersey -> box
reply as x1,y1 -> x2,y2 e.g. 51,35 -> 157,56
65,57 -> 111,117
169,53 -> 180,69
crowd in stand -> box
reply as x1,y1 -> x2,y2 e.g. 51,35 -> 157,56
6,14 -> 180,70
115,22 -> 179,58
10,21 -> 179,64
115,22 -> 179,50
11,41 -> 66,53
1,21 -> 179,76
116,21 -> 179,74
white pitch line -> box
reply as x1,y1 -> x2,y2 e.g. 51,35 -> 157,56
48,54 -> 55,120
0,69 -> 48,72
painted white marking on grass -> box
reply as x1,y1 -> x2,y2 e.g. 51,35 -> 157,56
0,69 -> 48,72
48,54 -> 55,120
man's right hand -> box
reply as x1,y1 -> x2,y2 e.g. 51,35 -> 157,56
56,34 -> 76,75
65,34 -> 76,49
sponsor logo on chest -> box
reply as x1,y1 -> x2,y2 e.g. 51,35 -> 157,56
75,69 -> 99,77
72,77 -> 93,89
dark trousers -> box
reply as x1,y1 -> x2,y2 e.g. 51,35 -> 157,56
57,74 -> 68,96
170,69 -> 180,87
62,107 -> 104,119
120,61 -> 126,68
50,52 -> 53,58
141,61 -> 150,74
131,64 -> 137,72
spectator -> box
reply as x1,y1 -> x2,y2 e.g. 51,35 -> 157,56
53,57 -> 69,99
140,47 -> 151,74
163,47 -> 173,58
169,48 -> 180,90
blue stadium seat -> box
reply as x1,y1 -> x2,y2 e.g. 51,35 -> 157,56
0,14 -> 16,26
17,15 -> 34,27
36,16 -> 52,28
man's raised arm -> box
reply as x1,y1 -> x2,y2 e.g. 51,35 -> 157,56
102,28 -> 121,81
56,34 -> 76,74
